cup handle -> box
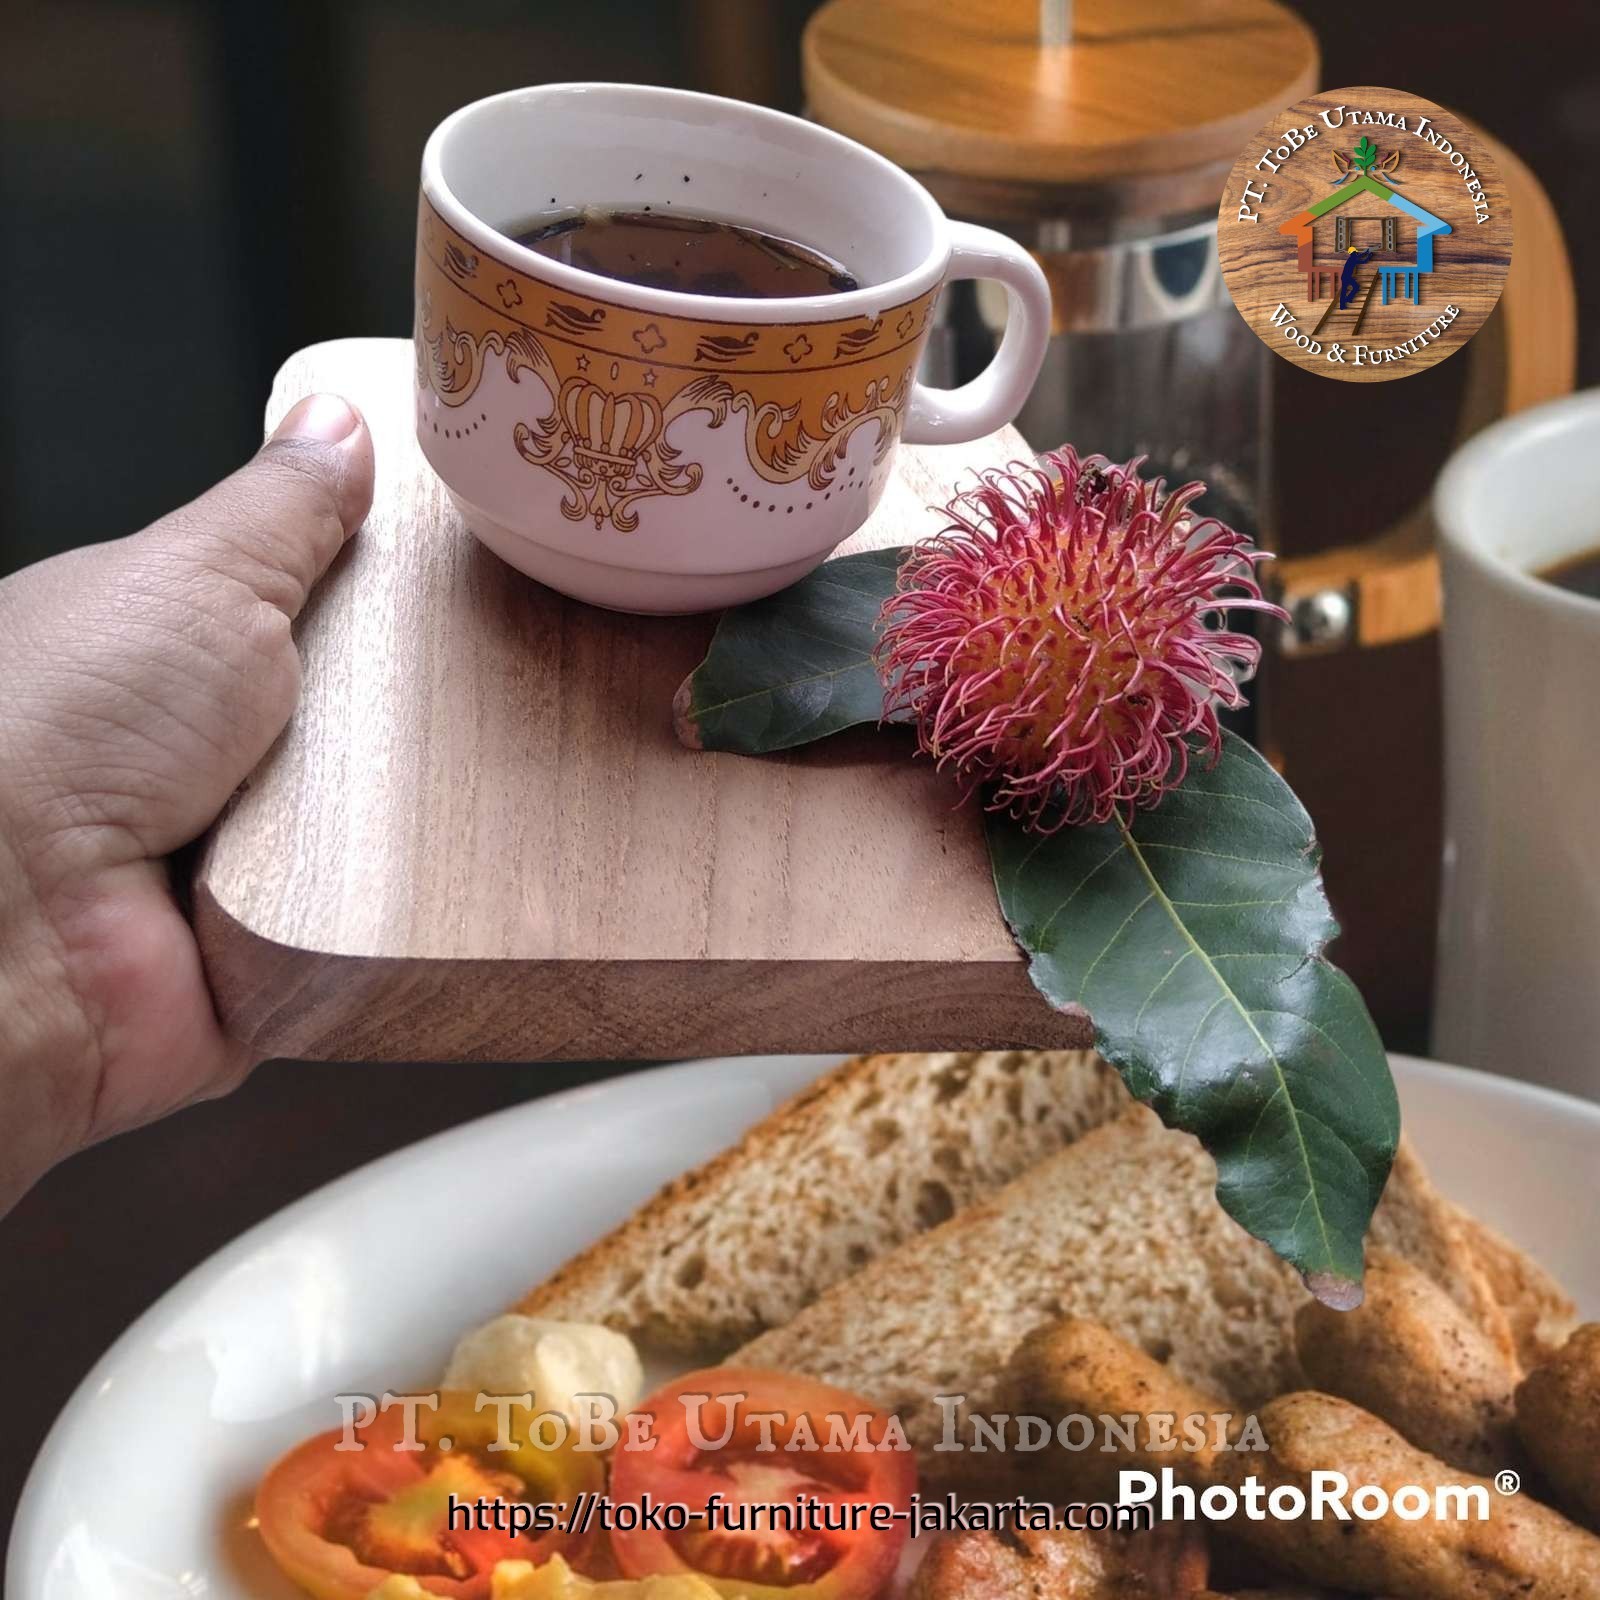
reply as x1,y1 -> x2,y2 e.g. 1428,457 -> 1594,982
901,221 -> 1052,447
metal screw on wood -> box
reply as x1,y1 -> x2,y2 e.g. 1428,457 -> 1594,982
1280,588 -> 1356,655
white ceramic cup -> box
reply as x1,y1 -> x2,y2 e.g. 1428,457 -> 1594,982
1434,389 -> 1600,1097
415,83 -> 1051,614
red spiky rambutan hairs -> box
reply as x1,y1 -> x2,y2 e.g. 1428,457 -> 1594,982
876,447 -> 1287,833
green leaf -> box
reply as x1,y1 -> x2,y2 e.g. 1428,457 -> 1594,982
987,732 -> 1398,1304
674,547 -> 908,753
1353,136 -> 1378,169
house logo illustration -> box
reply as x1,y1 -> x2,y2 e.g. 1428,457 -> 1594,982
1283,140 -> 1450,325
1218,87 -> 1512,383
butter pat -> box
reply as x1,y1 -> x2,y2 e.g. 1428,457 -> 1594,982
442,1315 -> 643,1422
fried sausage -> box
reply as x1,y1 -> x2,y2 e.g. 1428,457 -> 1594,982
1214,1391 -> 1600,1598
910,1522 -> 1209,1599
1008,1316 -> 1238,1501
1294,1250 -> 1522,1474
1192,1592 -> 1343,1599
1518,1323 -> 1600,1531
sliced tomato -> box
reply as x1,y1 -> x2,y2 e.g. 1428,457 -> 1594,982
256,1392 -> 605,1600
609,1368 -> 915,1600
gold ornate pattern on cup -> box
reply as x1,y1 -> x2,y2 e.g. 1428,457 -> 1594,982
415,196 -> 938,533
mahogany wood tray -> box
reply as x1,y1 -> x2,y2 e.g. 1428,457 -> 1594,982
195,338 -> 1091,1060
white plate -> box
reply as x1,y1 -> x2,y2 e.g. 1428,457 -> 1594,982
10,1053 -> 1599,1599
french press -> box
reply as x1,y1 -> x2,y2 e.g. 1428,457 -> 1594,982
804,0 -> 1317,630
804,0 -> 1576,1032
804,0 -> 1568,649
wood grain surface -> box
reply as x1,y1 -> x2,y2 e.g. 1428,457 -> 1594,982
1218,88 -> 1514,383
803,0 -> 1318,218
195,338 -> 1092,1061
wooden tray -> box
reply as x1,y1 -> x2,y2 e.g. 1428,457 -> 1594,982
195,338 -> 1091,1061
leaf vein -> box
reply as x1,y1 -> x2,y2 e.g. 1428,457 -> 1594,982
690,661 -> 873,718
1035,836 -> 1130,943
1137,841 -> 1301,871
1074,890 -> 1155,1004
1132,950 -> 1194,1034
1167,893 -> 1298,911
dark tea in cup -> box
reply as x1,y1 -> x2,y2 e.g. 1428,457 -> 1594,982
509,206 -> 860,298
1537,546 -> 1600,601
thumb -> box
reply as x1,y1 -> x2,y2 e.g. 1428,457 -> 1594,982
0,392 -> 375,871
155,391 -> 376,620
118,391 -> 376,850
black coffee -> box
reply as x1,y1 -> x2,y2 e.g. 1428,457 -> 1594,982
1538,547 -> 1600,601
510,207 -> 859,298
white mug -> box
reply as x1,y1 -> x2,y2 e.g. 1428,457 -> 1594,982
415,83 -> 1051,614
1434,389 -> 1600,1097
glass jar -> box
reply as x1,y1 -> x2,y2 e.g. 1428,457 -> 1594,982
924,205 -> 1270,545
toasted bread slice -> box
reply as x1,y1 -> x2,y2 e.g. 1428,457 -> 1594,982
736,1107 -> 1304,1480
515,1051 -> 1131,1354
1452,1205 -> 1577,1369
735,1110 -> 1517,1483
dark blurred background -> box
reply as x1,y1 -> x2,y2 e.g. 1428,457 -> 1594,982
4,0 -> 1594,576
2,0 -> 1597,1547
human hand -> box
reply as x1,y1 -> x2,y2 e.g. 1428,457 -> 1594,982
0,394 -> 374,1213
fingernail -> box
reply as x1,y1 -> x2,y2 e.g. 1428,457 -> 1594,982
271,392 -> 361,445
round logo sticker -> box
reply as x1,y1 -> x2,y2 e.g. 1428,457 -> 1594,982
1218,86 -> 1512,382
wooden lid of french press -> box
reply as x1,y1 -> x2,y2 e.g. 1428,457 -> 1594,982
804,0 -> 1319,220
